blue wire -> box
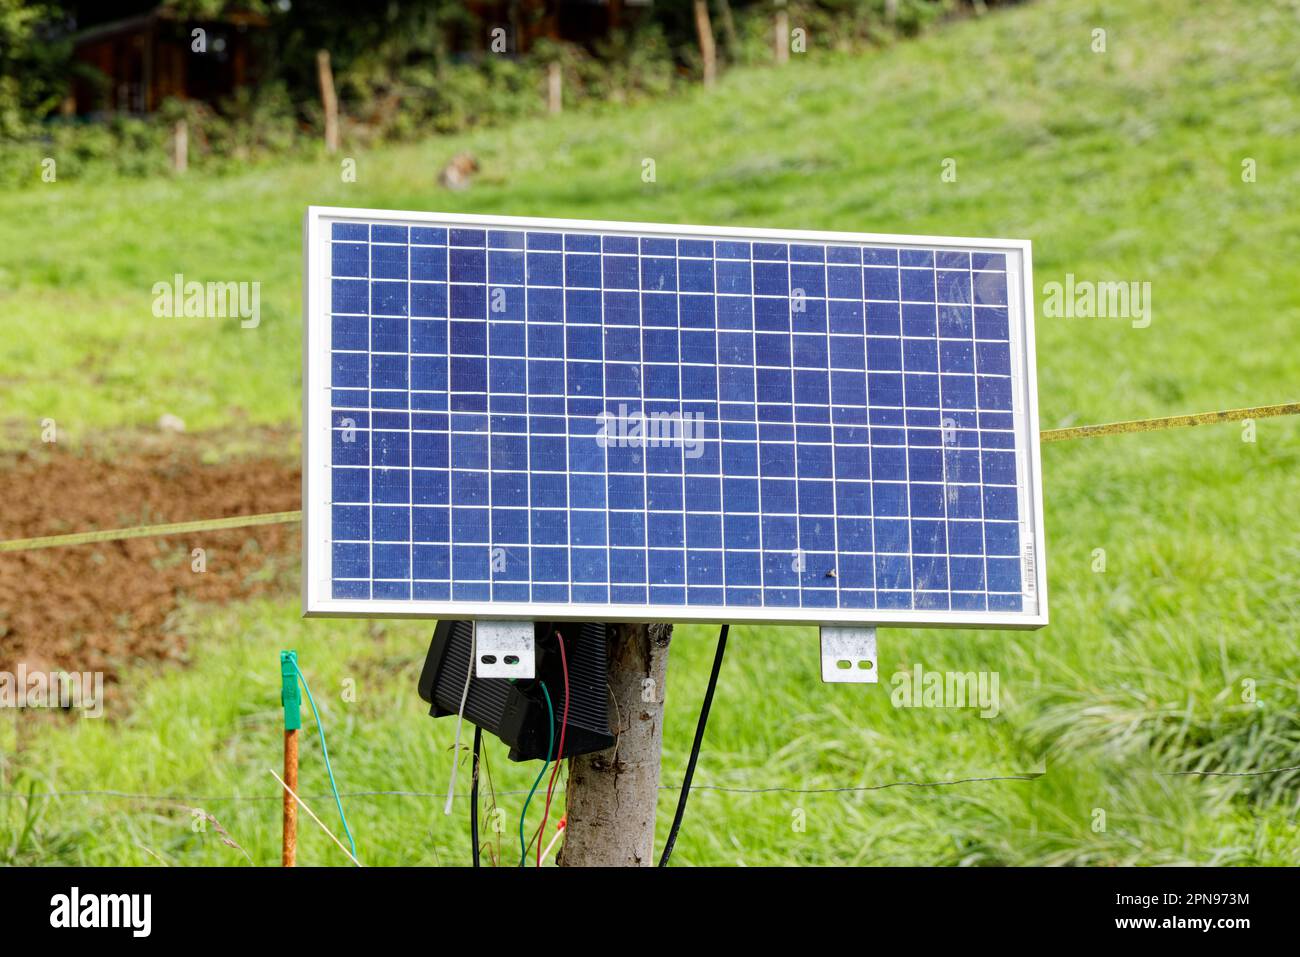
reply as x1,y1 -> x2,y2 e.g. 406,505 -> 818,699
292,660 -> 359,862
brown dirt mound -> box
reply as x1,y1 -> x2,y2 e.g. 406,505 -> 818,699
0,439 -> 300,680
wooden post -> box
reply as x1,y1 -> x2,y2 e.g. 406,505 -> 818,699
693,0 -> 717,88
716,0 -> 739,59
774,6 -> 790,65
282,727 -> 298,866
558,623 -> 672,867
317,49 -> 340,154
547,62 -> 562,115
172,119 -> 188,174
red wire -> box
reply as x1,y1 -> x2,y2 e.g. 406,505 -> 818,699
538,631 -> 569,866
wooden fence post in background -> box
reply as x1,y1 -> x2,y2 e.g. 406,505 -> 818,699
559,623 -> 673,867
716,0 -> 739,59
317,50 -> 340,154
547,61 -> 563,115
694,0 -> 717,87
172,119 -> 188,174
774,3 -> 790,65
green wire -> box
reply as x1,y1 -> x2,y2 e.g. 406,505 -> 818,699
292,660 -> 359,863
518,681 -> 554,867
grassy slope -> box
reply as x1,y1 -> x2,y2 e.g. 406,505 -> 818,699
2,0 -> 1298,865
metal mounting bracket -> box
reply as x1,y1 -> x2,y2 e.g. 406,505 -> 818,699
474,620 -> 535,679
820,625 -> 877,684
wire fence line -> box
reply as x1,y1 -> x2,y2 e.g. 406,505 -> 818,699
1,402 -> 1296,555
1160,764 -> 1300,778
1,764 -> 1294,805
0,776 -> 1040,804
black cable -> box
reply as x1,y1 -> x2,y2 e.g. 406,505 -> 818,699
470,724 -> 482,867
658,622 -> 729,867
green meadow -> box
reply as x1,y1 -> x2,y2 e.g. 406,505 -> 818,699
2,0 -> 1297,865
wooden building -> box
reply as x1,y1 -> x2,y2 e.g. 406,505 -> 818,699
69,6 -> 267,115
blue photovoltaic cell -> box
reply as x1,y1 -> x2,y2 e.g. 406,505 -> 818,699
325,220 -> 1027,615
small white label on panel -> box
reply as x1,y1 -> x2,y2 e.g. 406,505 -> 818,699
1022,540 -> 1037,594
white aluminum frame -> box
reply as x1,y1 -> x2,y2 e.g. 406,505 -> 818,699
303,206 -> 1048,628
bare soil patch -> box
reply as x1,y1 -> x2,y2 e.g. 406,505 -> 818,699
0,436 -> 300,681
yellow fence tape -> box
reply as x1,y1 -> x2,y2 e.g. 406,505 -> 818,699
1039,401 -> 1300,444
0,510 -> 303,553
1,402 -> 1296,554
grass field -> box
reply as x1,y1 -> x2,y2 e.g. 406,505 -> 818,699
2,0 -> 1298,865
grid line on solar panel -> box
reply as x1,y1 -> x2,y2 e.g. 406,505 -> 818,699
325,221 -> 1027,614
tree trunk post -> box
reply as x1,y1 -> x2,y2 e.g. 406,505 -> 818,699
694,0 -> 717,87
558,622 -> 673,867
317,49 -> 340,154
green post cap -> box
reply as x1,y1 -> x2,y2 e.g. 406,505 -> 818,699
280,650 -> 301,731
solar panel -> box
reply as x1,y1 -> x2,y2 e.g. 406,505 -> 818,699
303,207 -> 1047,628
